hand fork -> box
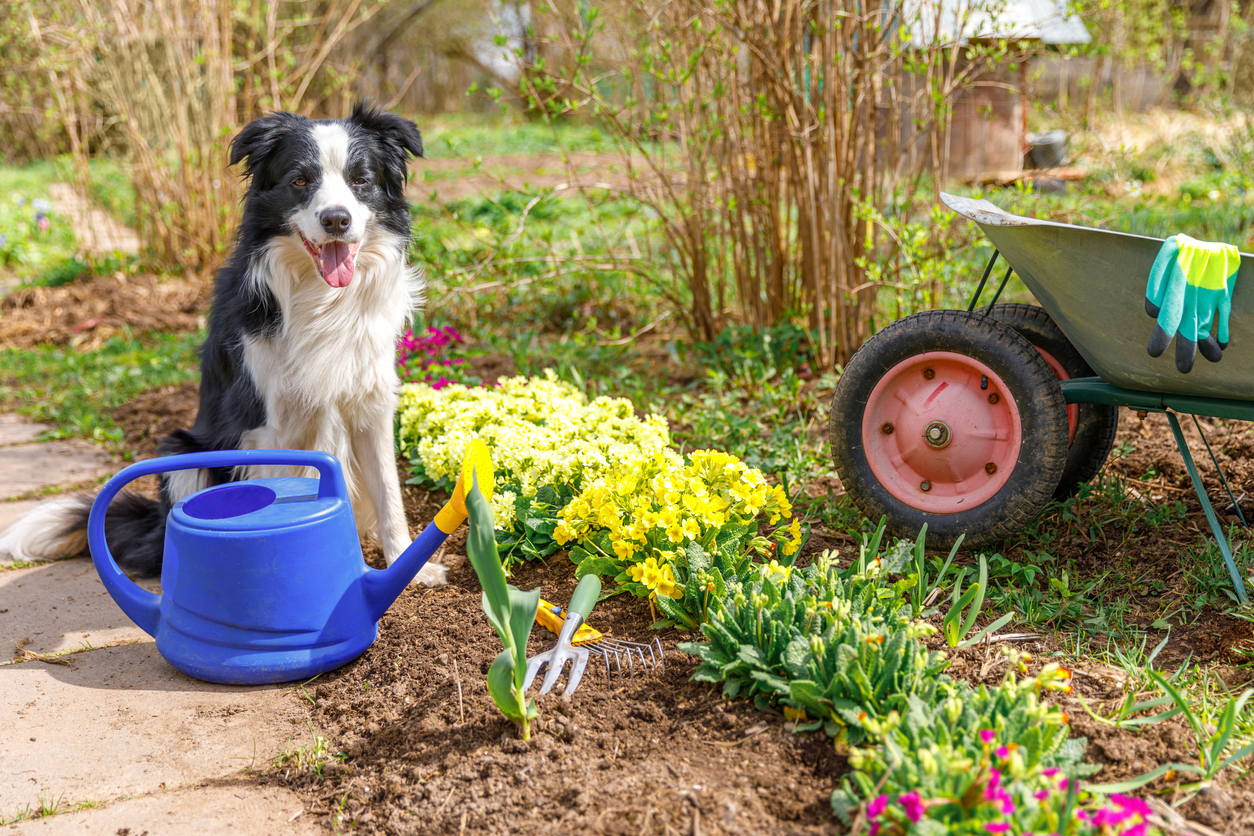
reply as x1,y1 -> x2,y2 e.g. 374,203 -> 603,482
522,574 -> 601,696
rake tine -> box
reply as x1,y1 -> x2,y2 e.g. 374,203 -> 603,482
588,644 -> 612,680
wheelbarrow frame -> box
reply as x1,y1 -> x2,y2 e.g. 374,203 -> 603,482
961,212 -> 1251,605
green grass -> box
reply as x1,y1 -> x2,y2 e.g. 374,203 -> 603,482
417,113 -> 613,160
0,330 -> 202,446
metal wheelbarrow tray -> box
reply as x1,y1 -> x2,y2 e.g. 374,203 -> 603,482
829,192 -> 1253,603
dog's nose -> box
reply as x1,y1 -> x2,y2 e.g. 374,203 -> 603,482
319,207 -> 352,234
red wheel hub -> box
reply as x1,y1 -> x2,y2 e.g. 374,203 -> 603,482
863,351 -> 1022,514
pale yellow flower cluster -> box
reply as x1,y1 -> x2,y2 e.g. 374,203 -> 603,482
397,370 -> 672,529
555,449 -> 802,601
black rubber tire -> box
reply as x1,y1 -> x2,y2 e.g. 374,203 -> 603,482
985,304 -> 1119,500
830,310 -> 1070,550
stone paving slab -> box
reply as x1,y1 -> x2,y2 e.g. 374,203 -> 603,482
0,417 -> 49,448
1,443 -> 113,498
8,785 -> 323,835
1,558 -> 161,657
0,643 -> 308,814
0,502 -> 44,538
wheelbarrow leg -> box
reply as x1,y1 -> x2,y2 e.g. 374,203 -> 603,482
1165,412 -> 1250,604
1190,414 -> 1249,531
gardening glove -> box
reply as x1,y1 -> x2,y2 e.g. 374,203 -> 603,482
1145,233 -> 1241,374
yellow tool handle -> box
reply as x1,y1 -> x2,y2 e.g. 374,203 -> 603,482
536,598 -> 604,645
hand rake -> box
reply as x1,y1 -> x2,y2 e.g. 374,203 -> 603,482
532,584 -> 664,688
523,574 -> 602,696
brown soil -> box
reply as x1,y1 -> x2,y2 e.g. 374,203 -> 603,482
111,380 -> 201,452
462,352 -> 517,385
273,479 -> 843,836
0,271 -> 208,349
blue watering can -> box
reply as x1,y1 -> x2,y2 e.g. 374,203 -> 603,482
88,447 -> 490,685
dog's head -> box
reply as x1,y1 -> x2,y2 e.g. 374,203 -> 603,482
230,104 -> 423,288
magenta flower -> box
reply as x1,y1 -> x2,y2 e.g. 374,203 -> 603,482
1110,794 -> 1152,818
979,729 -> 996,745
868,823 -> 880,836
1041,768 -> 1058,778
984,824 -> 1011,834
866,795 -> 887,819
897,791 -> 925,823
995,746 -> 1010,758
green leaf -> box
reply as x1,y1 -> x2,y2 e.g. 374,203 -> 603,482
487,649 -> 525,721
505,585 -> 542,684
1085,762 -> 1203,794
829,790 -> 855,824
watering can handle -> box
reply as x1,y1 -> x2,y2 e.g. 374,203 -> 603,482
88,449 -> 349,637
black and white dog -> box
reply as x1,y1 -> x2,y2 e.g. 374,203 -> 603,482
0,104 -> 445,586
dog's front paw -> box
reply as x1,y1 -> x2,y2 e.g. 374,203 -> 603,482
412,561 -> 448,588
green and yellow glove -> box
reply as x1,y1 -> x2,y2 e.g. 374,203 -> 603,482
1145,233 -> 1241,374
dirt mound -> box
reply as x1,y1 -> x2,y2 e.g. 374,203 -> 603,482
277,483 -> 843,835
0,272 -> 208,350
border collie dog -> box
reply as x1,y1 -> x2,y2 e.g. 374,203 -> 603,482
0,104 -> 446,586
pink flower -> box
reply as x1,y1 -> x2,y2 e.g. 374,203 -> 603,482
866,795 -> 887,819
979,729 -> 996,745
868,823 -> 880,836
1041,768 -> 1058,778
897,791 -> 926,823
984,769 -> 1003,799
1110,794 -> 1152,819
985,824 -> 1011,834
1034,789 -> 1049,801
995,746 -> 1010,758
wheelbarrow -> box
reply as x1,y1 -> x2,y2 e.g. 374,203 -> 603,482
830,192 -> 1252,604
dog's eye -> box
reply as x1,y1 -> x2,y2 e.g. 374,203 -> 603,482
292,178 -> 306,188
352,177 -> 368,187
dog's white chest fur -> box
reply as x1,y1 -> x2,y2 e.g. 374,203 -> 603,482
244,233 -> 418,416
240,233 -> 421,521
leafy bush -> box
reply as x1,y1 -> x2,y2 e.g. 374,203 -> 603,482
834,666 -> 1085,833
681,546 -> 943,741
674,524 -> 1124,833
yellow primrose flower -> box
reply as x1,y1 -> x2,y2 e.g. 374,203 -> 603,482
762,560 -> 792,582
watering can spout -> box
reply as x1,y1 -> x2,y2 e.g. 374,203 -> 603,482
363,441 -> 496,621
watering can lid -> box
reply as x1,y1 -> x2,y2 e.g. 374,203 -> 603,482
170,477 -> 347,532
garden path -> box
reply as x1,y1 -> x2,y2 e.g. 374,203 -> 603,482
0,416 -> 324,834
46,185 -> 139,257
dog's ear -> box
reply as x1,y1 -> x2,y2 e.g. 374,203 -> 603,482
230,112 -> 307,180
350,102 -> 424,159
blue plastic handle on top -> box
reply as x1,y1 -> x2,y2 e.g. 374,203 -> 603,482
87,449 -> 348,637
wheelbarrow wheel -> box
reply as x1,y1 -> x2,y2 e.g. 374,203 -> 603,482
830,310 -> 1070,550
985,304 -> 1119,499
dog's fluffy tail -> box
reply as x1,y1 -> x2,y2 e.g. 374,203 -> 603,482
0,491 -> 166,577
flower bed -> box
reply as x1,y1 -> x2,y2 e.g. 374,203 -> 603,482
396,372 -> 799,623
678,529 -> 1158,835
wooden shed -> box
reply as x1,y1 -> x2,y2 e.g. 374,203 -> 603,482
906,0 -> 1091,179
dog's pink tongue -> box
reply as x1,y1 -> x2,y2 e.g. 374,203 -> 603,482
320,241 -> 358,288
